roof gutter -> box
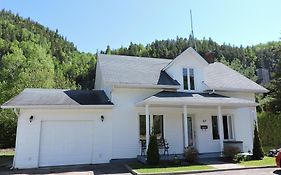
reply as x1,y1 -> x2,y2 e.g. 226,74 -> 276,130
113,83 -> 180,89
1,105 -> 114,109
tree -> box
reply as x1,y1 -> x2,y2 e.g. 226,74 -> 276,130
146,135 -> 160,165
252,122 -> 264,160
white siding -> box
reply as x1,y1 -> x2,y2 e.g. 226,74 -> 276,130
165,51 -> 208,92
14,109 -> 112,169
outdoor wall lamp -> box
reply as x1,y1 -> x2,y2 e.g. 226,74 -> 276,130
101,115 -> 104,122
29,115 -> 34,123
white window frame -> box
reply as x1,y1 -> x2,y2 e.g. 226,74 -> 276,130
211,114 -> 235,141
138,114 -> 166,140
182,67 -> 196,91
223,114 -> 235,141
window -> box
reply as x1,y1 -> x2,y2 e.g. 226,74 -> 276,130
182,68 -> 195,90
139,115 -> 164,140
212,116 -> 219,140
211,115 -> 234,140
223,115 -> 233,140
139,115 -> 146,140
152,115 -> 164,139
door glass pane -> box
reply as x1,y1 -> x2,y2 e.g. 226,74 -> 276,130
223,115 -> 229,139
212,116 -> 219,140
183,68 -> 188,90
187,117 -> 193,146
189,68 -> 195,90
228,116 -> 233,139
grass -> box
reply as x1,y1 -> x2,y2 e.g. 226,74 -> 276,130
0,148 -> 14,168
239,156 -> 275,167
128,162 -> 214,174
0,148 -> 15,156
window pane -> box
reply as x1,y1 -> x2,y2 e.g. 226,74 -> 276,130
223,115 -> 229,139
183,68 -> 188,90
228,116 -> 233,139
212,116 -> 219,140
139,115 -> 146,140
153,115 -> 164,139
189,68 -> 195,90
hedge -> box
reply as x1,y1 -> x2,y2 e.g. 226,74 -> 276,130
258,112 -> 281,148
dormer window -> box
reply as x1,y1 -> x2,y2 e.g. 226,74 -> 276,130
183,68 -> 195,90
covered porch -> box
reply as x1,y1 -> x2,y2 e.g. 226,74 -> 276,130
136,91 -> 257,160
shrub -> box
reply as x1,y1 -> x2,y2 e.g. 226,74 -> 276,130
233,153 -> 252,163
258,112 -> 281,147
147,135 -> 160,165
223,146 -> 240,161
252,122 -> 264,160
184,147 -> 198,163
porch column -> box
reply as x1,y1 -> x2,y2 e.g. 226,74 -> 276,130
217,105 -> 224,157
145,104 -> 150,151
183,105 -> 189,148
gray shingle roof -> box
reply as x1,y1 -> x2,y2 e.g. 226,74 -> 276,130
204,63 -> 268,93
138,91 -> 257,107
1,88 -> 113,108
98,54 -> 180,86
98,54 -> 268,93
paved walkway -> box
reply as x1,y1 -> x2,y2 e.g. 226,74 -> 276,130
186,168 -> 280,175
199,158 -> 245,170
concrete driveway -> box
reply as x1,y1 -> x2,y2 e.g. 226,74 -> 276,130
0,163 -> 131,175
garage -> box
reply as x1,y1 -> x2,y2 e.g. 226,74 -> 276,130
39,120 -> 94,167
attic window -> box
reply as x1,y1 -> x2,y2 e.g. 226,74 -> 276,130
183,68 -> 195,90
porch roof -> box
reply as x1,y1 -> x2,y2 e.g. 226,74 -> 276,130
137,91 -> 257,107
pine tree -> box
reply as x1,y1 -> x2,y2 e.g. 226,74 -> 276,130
147,135 -> 160,165
252,122 -> 264,160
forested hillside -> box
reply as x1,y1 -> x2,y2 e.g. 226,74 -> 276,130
0,10 -> 96,148
0,10 -> 280,148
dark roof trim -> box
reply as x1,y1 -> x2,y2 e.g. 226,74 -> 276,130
64,90 -> 114,105
152,90 -> 229,98
157,71 -> 180,86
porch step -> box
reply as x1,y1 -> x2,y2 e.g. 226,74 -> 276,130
198,152 -> 221,159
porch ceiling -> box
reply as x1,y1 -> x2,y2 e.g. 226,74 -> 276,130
136,91 -> 257,107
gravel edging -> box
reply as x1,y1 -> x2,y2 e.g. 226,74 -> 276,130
125,164 -> 276,175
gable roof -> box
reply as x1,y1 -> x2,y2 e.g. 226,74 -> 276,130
1,88 -> 113,109
162,47 -> 209,71
204,62 -> 269,93
98,54 -> 180,88
98,49 -> 268,93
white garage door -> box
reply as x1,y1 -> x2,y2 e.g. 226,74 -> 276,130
39,120 -> 94,167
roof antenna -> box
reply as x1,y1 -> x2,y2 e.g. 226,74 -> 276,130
190,9 -> 197,50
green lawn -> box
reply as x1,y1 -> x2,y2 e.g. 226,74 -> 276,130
128,162 -> 214,174
0,149 -> 15,156
239,156 -> 275,167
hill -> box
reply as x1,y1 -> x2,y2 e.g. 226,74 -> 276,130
0,10 -> 96,148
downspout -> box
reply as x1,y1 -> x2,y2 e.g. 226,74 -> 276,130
11,108 -> 19,169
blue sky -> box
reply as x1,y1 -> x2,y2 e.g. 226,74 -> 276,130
1,0 -> 281,53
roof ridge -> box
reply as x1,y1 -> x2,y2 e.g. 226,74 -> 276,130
98,54 -> 172,62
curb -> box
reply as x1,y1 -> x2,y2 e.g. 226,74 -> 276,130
125,164 -> 276,175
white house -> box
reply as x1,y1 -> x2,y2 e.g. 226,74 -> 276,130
1,47 -> 268,169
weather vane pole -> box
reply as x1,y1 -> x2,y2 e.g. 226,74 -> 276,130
190,9 -> 197,50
